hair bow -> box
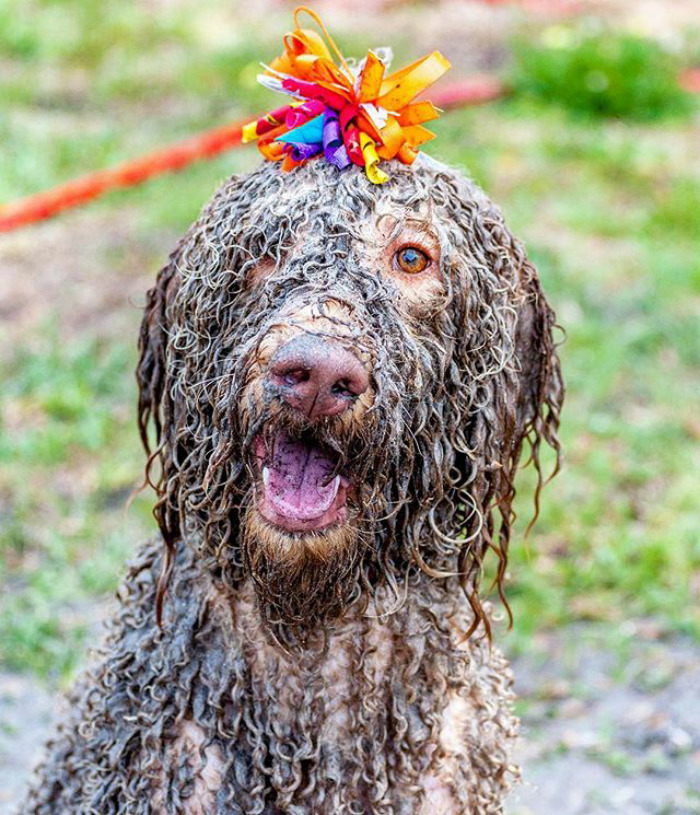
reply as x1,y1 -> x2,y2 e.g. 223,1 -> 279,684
242,6 -> 451,183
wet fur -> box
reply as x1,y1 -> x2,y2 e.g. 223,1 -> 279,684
23,157 -> 563,813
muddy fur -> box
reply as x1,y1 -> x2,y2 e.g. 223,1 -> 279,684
23,156 -> 563,814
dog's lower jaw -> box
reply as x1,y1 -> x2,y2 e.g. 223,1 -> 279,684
240,502 -> 362,633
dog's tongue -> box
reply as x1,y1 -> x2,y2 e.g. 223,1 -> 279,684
263,435 -> 340,521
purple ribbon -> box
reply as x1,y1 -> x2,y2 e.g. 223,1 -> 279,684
285,141 -> 323,162
322,107 -> 351,170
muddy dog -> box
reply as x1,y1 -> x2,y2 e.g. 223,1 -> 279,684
23,154 -> 563,813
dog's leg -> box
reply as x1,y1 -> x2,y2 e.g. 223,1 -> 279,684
417,643 -> 519,815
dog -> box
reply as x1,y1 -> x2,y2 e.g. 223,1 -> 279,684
23,153 -> 563,814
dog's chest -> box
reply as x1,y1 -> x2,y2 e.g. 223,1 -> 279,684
234,590 -> 406,737
152,584 -> 517,813
223,588 -> 477,811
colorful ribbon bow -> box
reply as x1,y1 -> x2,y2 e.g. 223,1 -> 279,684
242,6 -> 451,183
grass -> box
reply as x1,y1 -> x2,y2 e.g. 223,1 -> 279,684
510,26 -> 694,121
1,2 -> 699,677
0,333 -> 154,678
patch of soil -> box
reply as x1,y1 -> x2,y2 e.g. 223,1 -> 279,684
0,672 -> 57,812
509,624 -> 700,815
0,207 -> 177,356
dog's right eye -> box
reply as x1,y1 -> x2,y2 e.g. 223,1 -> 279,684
394,245 -> 431,275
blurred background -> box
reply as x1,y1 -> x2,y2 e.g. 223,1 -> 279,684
0,0 -> 698,812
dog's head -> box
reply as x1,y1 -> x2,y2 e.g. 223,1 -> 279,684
138,157 -> 563,638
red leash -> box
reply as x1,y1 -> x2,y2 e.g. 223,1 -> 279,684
0,122 -> 247,232
0,77 -> 504,233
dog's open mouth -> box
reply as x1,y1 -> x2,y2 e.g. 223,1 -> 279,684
255,433 -> 349,532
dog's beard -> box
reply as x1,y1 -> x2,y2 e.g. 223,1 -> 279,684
240,500 -> 362,635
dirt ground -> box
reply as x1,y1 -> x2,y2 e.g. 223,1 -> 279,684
509,626 -> 700,815
0,211 -> 171,352
2,621 -> 699,814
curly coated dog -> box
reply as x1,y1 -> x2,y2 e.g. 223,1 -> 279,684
23,154 -> 563,814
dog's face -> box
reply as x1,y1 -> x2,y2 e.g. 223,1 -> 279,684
138,158 -> 563,635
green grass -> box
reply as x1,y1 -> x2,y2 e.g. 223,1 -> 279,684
1,1 -> 699,677
0,333 -> 155,678
511,26 -> 694,121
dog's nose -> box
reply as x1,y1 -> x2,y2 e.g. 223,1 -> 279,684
268,335 -> 369,420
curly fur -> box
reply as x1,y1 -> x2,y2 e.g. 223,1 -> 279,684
22,155 -> 563,814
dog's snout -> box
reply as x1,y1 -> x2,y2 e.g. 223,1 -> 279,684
268,335 -> 369,420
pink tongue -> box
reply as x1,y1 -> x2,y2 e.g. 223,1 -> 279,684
264,435 -> 340,521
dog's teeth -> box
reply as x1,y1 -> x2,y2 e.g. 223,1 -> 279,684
262,466 -> 270,487
332,474 -> 341,497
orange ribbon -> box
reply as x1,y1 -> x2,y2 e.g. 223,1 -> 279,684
377,52 -> 451,111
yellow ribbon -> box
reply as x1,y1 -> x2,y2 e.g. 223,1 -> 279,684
359,133 -> 388,184
242,121 -> 259,144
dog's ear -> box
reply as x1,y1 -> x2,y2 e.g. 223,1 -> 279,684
434,173 -> 564,635
512,254 -> 564,491
137,252 -> 178,462
136,250 -> 181,622
476,211 -> 564,629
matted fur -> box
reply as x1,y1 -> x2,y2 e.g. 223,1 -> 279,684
23,156 -> 563,814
